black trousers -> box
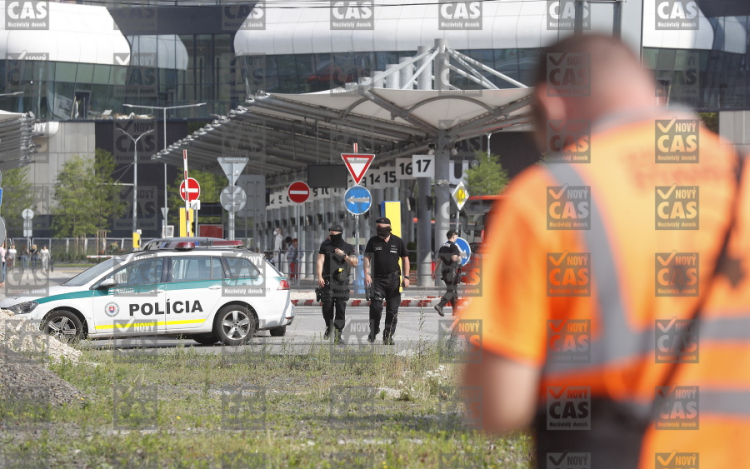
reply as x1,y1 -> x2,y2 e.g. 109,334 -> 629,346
322,279 -> 347,331
439,270 -> 460,307
369,273 -> 401,338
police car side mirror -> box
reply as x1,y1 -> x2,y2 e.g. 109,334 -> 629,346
99,278 -> 117,289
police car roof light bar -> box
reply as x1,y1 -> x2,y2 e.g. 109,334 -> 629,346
212,240 -> 243,247
175,242 -> 196,250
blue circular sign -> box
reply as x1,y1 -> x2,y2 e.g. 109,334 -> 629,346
454,237 -> 472,267
344,185 -> 372,215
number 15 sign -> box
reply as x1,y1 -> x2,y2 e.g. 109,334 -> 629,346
412,155 -> 435,178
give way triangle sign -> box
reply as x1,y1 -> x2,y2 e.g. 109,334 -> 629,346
341,153 -> 375,185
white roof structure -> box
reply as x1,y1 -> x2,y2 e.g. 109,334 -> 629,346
0,1 -> 130,65
641,0 -> 745,54
235,0 -> 565,56
0,110 -> 35,170
237,0 -> 745,58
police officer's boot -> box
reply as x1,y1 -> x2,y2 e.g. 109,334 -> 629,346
324,328 -> 331,340
434,301 -> 446,317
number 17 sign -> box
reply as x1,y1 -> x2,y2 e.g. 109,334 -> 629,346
412,155 -> 435,178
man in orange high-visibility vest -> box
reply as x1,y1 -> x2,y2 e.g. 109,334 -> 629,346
463,33 -> 750,469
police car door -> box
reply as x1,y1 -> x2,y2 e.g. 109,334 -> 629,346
165,256 -> 223,333
91,256 -> 167,336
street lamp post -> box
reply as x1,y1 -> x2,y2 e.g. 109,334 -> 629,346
118,127 -> 155,237
123,102 -> 206,237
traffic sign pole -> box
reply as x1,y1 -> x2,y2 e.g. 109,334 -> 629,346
183,150 -> 190,237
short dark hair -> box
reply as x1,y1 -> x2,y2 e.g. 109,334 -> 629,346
447,230 -> 458,238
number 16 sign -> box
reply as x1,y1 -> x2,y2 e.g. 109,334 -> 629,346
412,155 -> 435,178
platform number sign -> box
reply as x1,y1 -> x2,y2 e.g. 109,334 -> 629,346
412,155 -> 435,178
396,157 -> 414,180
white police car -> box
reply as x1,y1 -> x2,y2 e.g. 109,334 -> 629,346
0,240 -> 294,345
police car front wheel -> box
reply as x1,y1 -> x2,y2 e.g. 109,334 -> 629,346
215,305 -> 256,346
42,310 -> 83,343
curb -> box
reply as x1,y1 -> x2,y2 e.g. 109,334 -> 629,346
292,298 -> 470,308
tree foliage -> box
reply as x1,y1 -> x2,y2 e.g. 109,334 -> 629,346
1,166 -> 34,232
465,150 -> 510,196
52,149 -> 125,237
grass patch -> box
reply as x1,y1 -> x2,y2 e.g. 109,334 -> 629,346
1,342 -> 533,468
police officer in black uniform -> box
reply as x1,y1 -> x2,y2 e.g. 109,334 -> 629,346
432,230 -> 462,317
364,217 -> 410,345
316,224 -> 358,341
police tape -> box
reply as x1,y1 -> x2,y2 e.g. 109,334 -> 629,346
291,298 -> 471,308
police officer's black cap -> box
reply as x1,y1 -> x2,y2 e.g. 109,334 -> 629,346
328,224 -> 343,232
446,230 -> 458,238
375,217 -> 391,225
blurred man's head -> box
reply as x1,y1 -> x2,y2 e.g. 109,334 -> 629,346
532,34 -> 657,150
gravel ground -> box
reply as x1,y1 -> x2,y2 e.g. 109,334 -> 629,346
0,309 -> 82,364
0,310 -> 86,409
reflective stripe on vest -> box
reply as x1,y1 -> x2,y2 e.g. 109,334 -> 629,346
542,161 -> 750,420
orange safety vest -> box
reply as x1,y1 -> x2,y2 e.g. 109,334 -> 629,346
462,109 -> 750,469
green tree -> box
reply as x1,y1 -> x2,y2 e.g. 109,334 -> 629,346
52,149 -> 125,237
168,168 -> 224,226
1,166 -> 34,233
465,150 -> 510,196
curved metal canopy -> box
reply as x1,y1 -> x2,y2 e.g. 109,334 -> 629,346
0,110 -> 36,171
153,45 -> 534,177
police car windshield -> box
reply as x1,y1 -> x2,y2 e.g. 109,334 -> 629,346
63,259 -> 119,286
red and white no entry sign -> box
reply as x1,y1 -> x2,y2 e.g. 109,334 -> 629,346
288,181 -> 311,204
180,177 -> 201,202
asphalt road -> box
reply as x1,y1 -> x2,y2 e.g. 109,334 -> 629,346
79,306 -> 463,356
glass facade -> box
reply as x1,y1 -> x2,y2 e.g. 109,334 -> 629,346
3,14 -> 750,117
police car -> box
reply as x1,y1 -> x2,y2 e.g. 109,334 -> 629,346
0,240 -> 294,345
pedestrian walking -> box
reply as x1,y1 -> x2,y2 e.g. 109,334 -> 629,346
316,224 -> 357,341
0,242 -> 6,285
40,246 -> 50,272
363,217 -> 410,345
7,244 -> 16,272
30,244 -> 39,271
288,238 -> 299,281
432,230 -> 461,317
